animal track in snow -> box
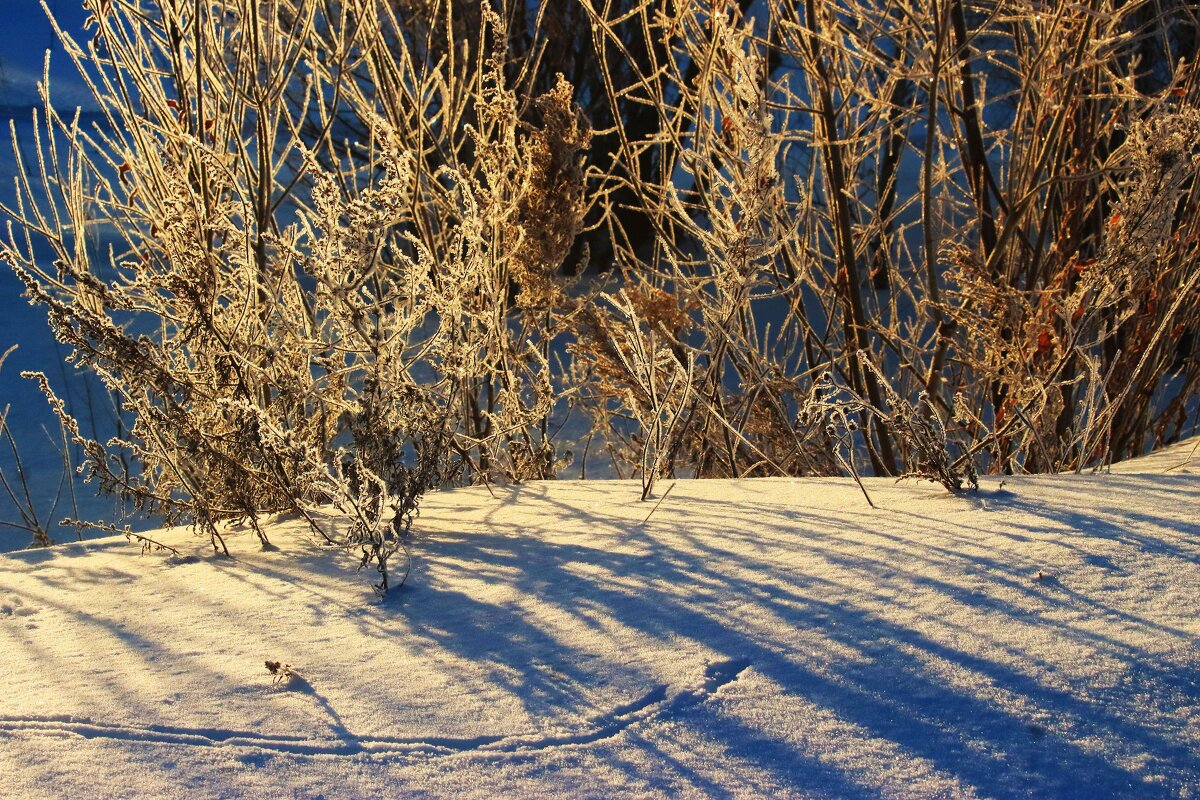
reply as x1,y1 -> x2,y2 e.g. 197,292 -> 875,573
0,659 -> 751,758
0,596 -> 36,617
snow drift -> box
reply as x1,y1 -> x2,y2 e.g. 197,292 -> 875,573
0,440 -> 1197,798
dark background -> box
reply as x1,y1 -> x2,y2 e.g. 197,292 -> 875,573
0,1 -> 121,549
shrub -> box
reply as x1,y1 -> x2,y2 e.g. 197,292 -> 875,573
582,0 -> 1199,480
0,0 -> 588,591
1,0 -> 1197,591
0,346 -> 76,548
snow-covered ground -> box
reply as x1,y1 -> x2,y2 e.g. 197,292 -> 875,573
0,439 -> 1197,798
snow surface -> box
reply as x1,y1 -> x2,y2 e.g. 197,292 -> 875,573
0,439 -> 1198,798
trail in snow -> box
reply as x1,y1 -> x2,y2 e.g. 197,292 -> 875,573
0,659 -> 751,758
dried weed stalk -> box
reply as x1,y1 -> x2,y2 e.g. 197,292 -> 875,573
2,0 -> 1198,581
585,0 -> 1199,483
1,0 -> 591,592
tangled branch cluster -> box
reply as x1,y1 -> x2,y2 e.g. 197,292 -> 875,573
0,0 -> 1196,586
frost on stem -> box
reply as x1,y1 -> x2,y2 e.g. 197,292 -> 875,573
1,0 -> 1197,583
0,0 -> 590,592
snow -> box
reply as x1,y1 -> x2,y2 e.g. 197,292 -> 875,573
0,439 -> 1198,798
